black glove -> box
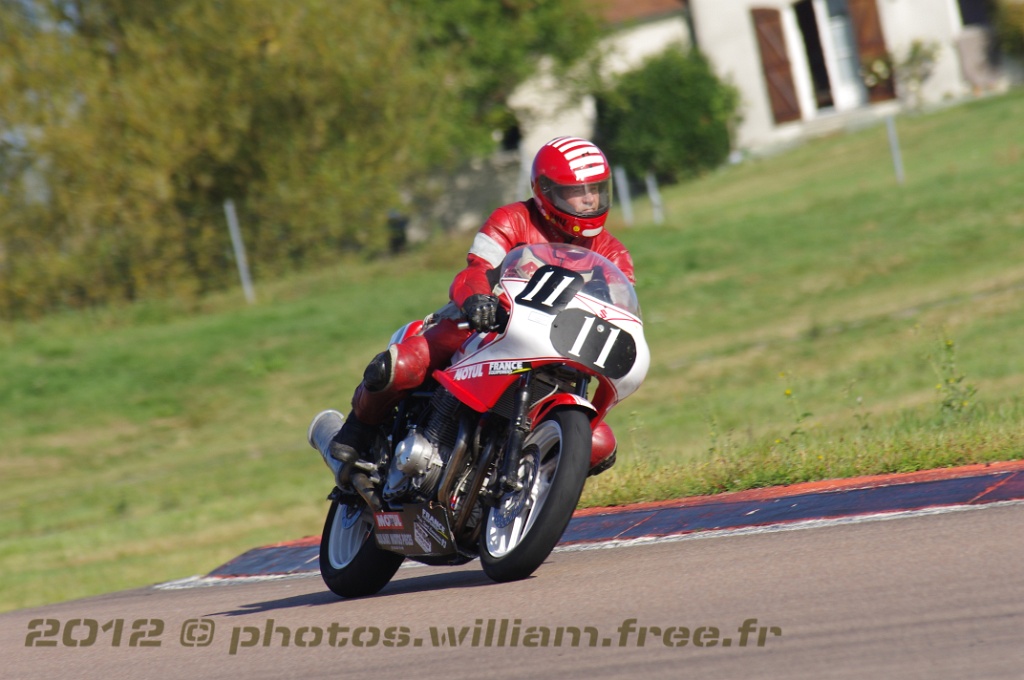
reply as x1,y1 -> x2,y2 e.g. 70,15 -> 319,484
462,294 -> 501,332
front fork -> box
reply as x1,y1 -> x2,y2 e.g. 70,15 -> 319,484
453,369 -> 593,535
498,372 -> 533,492
497,371 -> 591,492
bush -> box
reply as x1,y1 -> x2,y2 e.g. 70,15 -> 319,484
993,0 -> 1024,55
595,47 -> 739,184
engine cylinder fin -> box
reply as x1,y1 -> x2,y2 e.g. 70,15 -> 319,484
425,387 -> 462,453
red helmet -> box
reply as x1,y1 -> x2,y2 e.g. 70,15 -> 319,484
531,136 -> 612,240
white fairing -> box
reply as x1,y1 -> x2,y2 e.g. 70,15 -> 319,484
450,244 -> 649,408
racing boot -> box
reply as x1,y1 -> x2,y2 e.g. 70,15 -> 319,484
327,409 -> 377,470
306,409 -> 374,488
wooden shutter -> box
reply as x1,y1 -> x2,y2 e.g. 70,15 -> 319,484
752,8 -> 801,124
847,0 -> 896,102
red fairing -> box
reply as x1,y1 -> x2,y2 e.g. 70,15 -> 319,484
443,375 -> 616,470
433,365 -> 519,414
449,200 -> 635,309
393,319 -> 424,344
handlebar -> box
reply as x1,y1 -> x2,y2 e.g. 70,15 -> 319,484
456,306 -> 508,334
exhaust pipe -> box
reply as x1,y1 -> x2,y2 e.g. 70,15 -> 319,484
307,409 -> 346,480
307,409 -> 383,512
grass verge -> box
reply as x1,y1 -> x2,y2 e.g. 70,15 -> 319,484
2,90 -> 1023,612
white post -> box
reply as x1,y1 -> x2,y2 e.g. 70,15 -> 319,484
223,199 -> 256,304
614,166 -> 633,227
886,115 -> 905,185
645,171 -> 665,225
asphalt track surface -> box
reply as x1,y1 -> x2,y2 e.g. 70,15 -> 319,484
4,462 -> 1023,680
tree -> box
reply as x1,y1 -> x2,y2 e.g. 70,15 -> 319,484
397,0 -> 603,152
0,0 -> 604,317
595,46 -> 740,184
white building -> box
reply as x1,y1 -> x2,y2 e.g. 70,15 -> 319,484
689,0 -> 1010,151
422,0 -> 1013,236
512,0 -> 1011,156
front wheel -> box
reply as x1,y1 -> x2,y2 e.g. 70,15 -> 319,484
319,498 -> 404,598
480,407 -> 590,583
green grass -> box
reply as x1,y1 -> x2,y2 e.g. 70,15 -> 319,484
3,89 -> 1024,612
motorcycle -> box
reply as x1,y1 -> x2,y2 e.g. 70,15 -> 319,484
307,243 -> 649,597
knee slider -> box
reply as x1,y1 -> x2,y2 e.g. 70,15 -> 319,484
363,349 -> 394,393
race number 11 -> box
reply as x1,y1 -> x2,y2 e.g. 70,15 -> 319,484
568,315 -> 621,369
550,309 -> 635,380
516,266 -> 583,313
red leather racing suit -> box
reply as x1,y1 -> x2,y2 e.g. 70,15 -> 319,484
351,200 -> 635,469
450,200 -> 634,308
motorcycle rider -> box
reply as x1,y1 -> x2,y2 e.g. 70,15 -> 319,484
329,136 -> 635,479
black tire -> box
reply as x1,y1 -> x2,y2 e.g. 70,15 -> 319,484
319,498 -> 404,598
480,407 -> 590,583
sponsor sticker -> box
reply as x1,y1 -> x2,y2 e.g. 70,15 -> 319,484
417,510 -> 449,548
487,361 -> 529,376
453,364 -> 485,381
376,532 -> 414,547
375,513 -> 404,530
413,522 -> 433,554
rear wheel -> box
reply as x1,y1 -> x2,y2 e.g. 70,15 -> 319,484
319,498 -> 404,598
480,407 -> 590,582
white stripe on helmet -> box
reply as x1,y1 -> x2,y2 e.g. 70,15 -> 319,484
546,137 -> 607,182
572,165 -> 607,181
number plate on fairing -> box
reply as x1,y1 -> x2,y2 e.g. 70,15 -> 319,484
514,265 -> 584,313
550,308 -> 636,379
